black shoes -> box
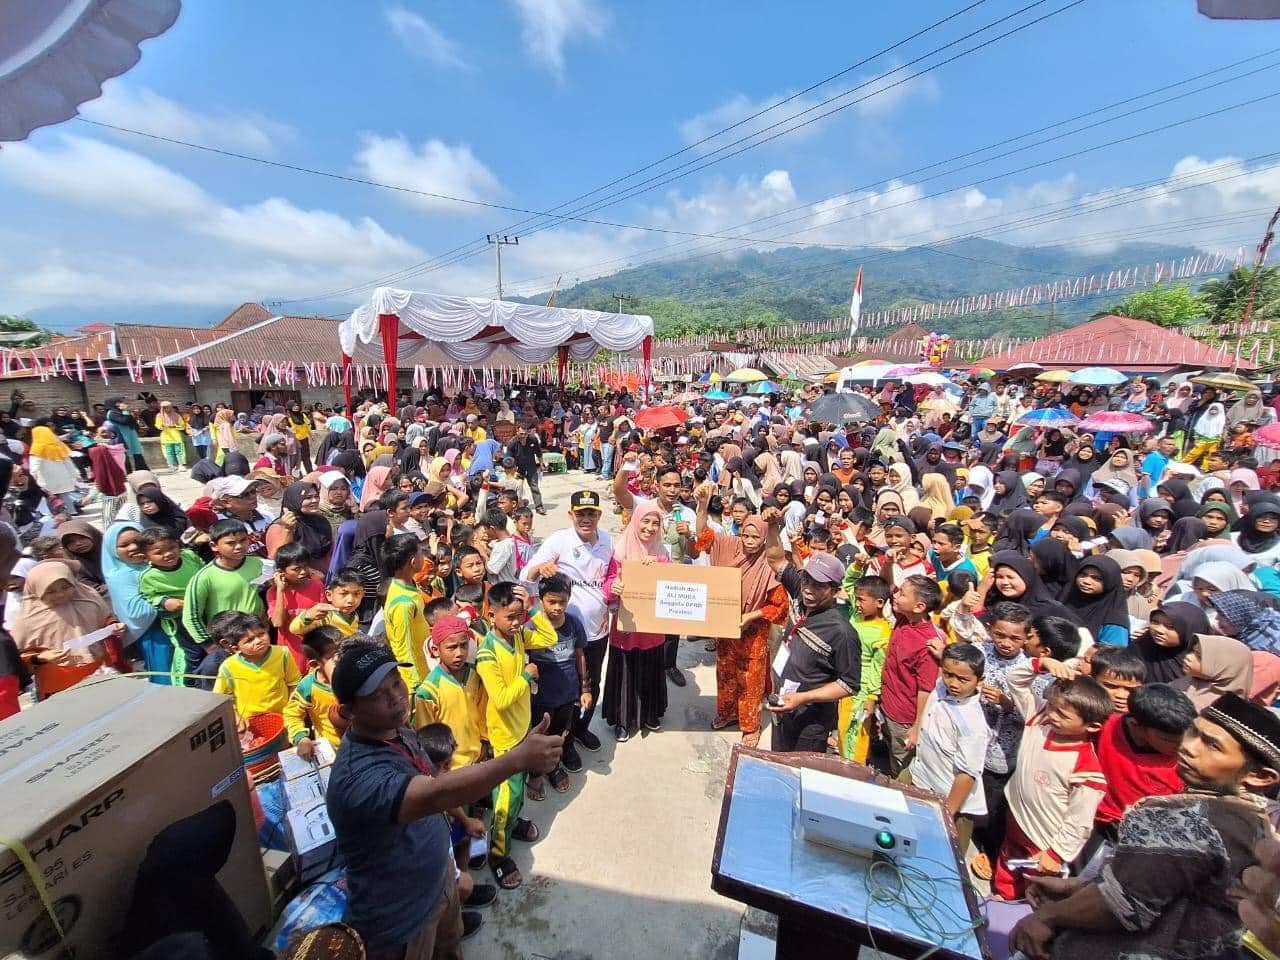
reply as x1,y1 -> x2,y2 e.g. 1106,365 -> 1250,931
575,729 -> 601,752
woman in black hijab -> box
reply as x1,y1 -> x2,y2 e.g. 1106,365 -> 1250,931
1052,468 -> 1086,503
270,481 -> 334,568
1162,516 -> 1209,555
992,510 -> 1044,555
1030,537 -> 1077,597
1136,601 -> 1207,683
1059,438 -> 1101,483
1059,555 -> 1131,645
348,508 -> 391,603
989,471 -> 1029,514
313,426 -> 356,468
984,551 -> 1080,623
1156,478 -> 1200,519
1233,497 -> 1280,558
188,458 -> 222,484
135,484 -> 189,540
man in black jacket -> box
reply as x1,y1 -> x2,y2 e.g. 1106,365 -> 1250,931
506,425 -> 546,515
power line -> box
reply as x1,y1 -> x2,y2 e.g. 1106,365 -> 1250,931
501,49 -> 1280,292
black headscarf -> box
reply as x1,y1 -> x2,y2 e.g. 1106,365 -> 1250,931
1136,601 -> 1207,683
349,509 -> 390,594
992,509 -> 1043,555
990,470 -> 1029,513
331,450 -> 367,479
1053,468 -> 1085,503
1060,444 -> 1101,481
1156,479 -> 1200,519
984,551 -> 1080,623
1234,497 -> 1280,555
135,484 -> 189,540
314,428 -> 356,468
1031,537 -> 1077,597
1059,555 -> 1130,639
276,482 -> 333,564
1163,516 -> 1208,555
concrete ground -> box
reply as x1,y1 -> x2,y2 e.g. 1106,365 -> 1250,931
140,463 -> 749,960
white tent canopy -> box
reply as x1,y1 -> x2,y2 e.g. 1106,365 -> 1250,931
0,0 -> 180,143
338,287 -> 656,412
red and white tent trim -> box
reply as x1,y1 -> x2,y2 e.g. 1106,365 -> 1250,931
339,289 -> 655,414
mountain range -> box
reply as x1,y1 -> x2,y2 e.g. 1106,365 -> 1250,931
512,237 -> 1210,340
25,237 -> 1210,341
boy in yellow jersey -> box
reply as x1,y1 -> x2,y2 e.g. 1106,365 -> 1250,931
382,534 -> 430,692
475,581 -> 557,890
285,627 -> 344,759
211,613 -> 301,732
840,576 -> 892,762
415,615 -> 488,770
289,568 -> 365,640
965,512 -> 996,580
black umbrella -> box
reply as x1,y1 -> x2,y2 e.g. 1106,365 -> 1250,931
803,392 -> 881,424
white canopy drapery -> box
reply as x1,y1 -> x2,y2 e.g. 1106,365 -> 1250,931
338,287 -> 656,413
0,0 -> 181,143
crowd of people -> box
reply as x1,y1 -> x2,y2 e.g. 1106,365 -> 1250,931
5,367 -> 1280,959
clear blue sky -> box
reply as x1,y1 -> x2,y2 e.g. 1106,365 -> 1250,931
2,0 -> 1278,328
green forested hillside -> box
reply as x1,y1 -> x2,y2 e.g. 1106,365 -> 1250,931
515,239 -> 1208,341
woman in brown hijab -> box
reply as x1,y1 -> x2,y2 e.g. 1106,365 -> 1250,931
13,562 -> 124,698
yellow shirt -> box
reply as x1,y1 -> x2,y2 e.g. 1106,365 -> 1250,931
155,414 -> 187,446
385,579 -> 429,690
475,628 -> 533,754
968,548 -> 992,580
465,426 -> 487,444
213,647 -> 301,718
288,609 -> 361,638
414,664 -> 488,768
284,669 -> 341,749
288,415 -> 311,441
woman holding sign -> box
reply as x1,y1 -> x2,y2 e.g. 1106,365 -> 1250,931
602,501 -> 671,742
689,482 -> 788,748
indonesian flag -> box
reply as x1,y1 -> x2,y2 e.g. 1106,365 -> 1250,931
848,266 -> 864,336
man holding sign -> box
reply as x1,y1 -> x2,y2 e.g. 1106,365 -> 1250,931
521,490 -> 614,753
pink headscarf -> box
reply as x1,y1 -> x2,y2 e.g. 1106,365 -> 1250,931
615,501 -> 671,564
360,465 -> 393,510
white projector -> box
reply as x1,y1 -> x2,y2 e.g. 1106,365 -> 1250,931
799,768 -> 917,859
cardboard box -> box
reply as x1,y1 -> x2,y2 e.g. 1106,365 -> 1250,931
616,560 -> 743,639
0,678 -> 271,959
278,743 -> 341,885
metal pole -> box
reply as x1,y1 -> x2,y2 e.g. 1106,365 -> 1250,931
1232,205 -> 1278,371
486,235 -> 518,300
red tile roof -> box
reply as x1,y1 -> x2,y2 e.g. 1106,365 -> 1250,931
216,302 -> 272,331
115,323 -> 223,359
884,322 -> 930,343
975,314 -> 1252,373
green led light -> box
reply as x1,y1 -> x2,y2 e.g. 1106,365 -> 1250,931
874,830 -> 896,850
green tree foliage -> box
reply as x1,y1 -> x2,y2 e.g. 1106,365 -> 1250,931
1196,266 -> 1280,325
0,315 -> 51,345
1095,284 -> 1203,327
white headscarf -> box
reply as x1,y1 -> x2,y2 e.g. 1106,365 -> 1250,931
966,464 -> 996,510
1193,402 -> 1226,438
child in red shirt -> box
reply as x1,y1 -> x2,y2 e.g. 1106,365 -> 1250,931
879,574 -> 945,776
1093,682 -> 1194,839
268,542 -> 326,673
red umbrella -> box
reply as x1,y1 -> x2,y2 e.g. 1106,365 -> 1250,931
632,405 -> 689,430
1076,411 -> 1155,433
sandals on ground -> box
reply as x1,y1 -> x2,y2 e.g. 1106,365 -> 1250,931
970,853 -> 994,882
512,818 -> 540,843
490,856 -> 522,889
711,716 -> 739,731
526,777 -> 545,802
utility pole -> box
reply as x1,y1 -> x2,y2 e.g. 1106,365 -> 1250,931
487,235 -> 518,300
613,292 -> 636,313
1231,204 -> 1279,372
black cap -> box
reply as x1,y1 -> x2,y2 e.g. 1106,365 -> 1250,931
332,644 -> 412,704
570,490 -> 602,512
1203,693 -> 1280,771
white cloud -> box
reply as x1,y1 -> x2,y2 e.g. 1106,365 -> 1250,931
508,0 -> 607,79
0,136 -> 213,218
385,7 -> 471,70
0,133 -> 434,309
353,134 -> 502,213
81,83 -> 292,154
679,66 -> 938,148
650,170 -> 798,236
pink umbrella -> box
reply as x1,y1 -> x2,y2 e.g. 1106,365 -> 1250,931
1076,411 -> 1156,433
1253,422 -> 1280,446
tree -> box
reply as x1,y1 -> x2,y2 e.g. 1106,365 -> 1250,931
1196,265 -> 1280,324
1094,284 -> 1203,327
0,315 -> 37,332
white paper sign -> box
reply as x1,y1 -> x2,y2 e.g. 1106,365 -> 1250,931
653,580 -> 708,621
63,625 -> 115,652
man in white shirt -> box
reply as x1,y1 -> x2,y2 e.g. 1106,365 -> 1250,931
521,490 -> 614,753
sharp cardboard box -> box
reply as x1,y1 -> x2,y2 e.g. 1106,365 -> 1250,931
278,743 -> 341,885
616,560 -> 743,639
0,679 -> 271,959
